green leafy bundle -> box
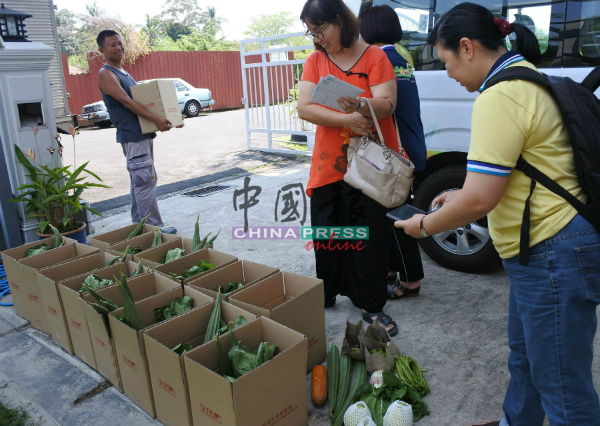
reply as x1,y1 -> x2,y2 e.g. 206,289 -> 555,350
161,248 -> 185,264
216,324 -> 277,382
78,274 -> 114,293
121,246 -> 142,255
218,281 -> 244,294
353,371 -> 429,424
169,259 -> 215,280
394,355 -> 430,396
24,225 -> 64,257
151,229 -> 163,248
191,214 -> 221,252
126,213 -> 151,239
172,343 -> 193,355
154,296 -> 194,322
132,259 -> 145,277
115,274 -> 144,331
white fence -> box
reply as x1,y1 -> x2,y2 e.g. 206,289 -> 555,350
240,32 -> 315,156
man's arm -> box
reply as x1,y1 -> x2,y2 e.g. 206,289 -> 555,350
98,68 -> 172,131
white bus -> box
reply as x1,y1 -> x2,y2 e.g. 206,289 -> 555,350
370,0 -> 599,272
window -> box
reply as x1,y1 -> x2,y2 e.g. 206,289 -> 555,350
173,80 -> 188,92
564,0 -> 600,66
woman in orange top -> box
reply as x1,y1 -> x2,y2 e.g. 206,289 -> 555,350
298,0 -> 400,335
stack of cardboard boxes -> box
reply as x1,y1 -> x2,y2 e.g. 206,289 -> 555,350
1,222 -> 327,426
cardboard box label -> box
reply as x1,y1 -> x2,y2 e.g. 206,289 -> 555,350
200,404 -> 223,424
122,355 -> 138,371
95,336 -> 108,351
11,282 -> 21,292
71,319 -> 83,331
47,305 -> 58,317
262,405 -> 298,426
28,293 -> 40,303
158,378 -> 176,397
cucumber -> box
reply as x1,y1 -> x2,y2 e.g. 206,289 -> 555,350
327,344 -> 340,417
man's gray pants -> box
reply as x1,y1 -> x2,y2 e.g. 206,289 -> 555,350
121,139 -> 163,226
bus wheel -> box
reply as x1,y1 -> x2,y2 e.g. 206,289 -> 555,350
413,166 -> 501,273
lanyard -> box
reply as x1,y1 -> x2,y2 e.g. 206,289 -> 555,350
478,55 -> 525,92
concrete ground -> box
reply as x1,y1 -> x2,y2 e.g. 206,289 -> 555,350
1,162 -> 599,425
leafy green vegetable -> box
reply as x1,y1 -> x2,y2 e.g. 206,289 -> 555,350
106,256 -> 120,266
151,229 -> 163,248
172,343 -> 193,355
218,281 -> 244,294
169,259 -> 215,280
154,296 -> 194,322
24,243 -> 51,257
394,355 -> 430,396
161,248 -> 185,264
78,274 -> 114,293
121,246 -> 142,255
215,315 -> 247,337
116,274 -> 144,331
49,224 -> 64,250
370,348 -> 387,356
353,371 -> 429,423
132,259 -> 144,277
191,214 -> 221,252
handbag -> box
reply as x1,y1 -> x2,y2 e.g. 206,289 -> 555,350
344,98 -> 415,208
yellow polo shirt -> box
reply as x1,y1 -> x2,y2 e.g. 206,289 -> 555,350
467,61 -> 587,258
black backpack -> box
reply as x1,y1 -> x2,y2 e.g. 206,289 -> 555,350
484,66 -> 600,265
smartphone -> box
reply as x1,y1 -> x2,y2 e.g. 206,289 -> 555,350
386,204 -> 427,221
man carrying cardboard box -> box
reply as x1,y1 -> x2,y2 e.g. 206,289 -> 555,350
96,30 -> 176,234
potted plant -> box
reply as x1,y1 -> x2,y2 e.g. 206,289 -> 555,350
9,144 -> 110,244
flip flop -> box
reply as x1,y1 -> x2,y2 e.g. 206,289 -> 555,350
361,311 -> 398,337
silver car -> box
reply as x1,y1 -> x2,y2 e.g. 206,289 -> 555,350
138,78 -> 215,117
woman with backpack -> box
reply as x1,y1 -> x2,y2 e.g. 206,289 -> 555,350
393,3 -> 600,425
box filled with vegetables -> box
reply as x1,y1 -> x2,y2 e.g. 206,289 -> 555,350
57,260 -> 149,370
187,259 -> 279,300
228,271 -> 326,373
79,269 -> 180,392
105,229 -> 181,263
1,234 -> 79,320
143,292 -> 257,426
37,251 -> 120,355
184,316 -> 308,426
153,247 -> 237,285
108,283 -> 213,417
89,213 -> 159,254
12,242 -> 98,335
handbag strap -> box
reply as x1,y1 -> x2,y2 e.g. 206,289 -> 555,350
363,98 -> 406,155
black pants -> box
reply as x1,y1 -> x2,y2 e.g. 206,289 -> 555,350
389,226 -> 424,282
310,181 -> 392,313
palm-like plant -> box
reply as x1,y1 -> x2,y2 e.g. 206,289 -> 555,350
9,145 -> 110,234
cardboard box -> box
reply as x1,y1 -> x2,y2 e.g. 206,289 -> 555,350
105,232 -> 182,261
130,79 -> 184,134
143,300 -> 257,426
184,317 -> 308,426
13,243 -> 98,334
109,285 -> 213,417
90,223 -> 160,254
57,261 -> 149,369
80,270 -> 179,392
37,252 -> 117,354
228,271 -> 326,372
187,260 -> 279,300
131,237 -> 187,269
1,236 -> 78,321
153,248 -> 237,285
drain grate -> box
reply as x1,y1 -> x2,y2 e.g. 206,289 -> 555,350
182,185 -> 235,197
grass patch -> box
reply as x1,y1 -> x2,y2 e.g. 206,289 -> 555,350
0,401 -> 36,426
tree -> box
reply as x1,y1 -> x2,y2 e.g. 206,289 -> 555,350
140,14 -> 166,49
244,12 -> 295,39
161,0 -> 204,31
56,9 -> 84,58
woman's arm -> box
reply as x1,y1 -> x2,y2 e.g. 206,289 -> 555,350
394,172 -> 509,238
337,78 -> 397,119
297,81 -> 374,136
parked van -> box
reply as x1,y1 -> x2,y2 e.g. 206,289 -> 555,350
370,0 -> 599,272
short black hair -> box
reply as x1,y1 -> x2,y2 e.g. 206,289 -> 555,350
96,30 -> 120,48
300,0 -> 360,52
359,5 -> 403,45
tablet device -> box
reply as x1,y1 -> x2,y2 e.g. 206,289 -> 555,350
386,204 -> 427,221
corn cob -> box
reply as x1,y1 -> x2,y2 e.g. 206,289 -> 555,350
106,256 -> 119,267
82,284 -> 119,311
204,291 -> 222,343
116,274 -> 144,331
204,228 -> 221,249
192,214 -> 202,252
151,229 -> 163,248
126,213 -> 151,239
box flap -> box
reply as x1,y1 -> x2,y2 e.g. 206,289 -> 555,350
229,272 -> 285,311
1,236 -> 77,261
37,252 -> 106,283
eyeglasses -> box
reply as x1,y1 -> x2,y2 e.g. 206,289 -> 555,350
305,22 -> 331,40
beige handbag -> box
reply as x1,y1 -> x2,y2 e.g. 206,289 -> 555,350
344,98 -> 415,208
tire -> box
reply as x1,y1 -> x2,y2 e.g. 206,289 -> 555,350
97,120 -> 112,128
184,100 -> 200,117
413,166 -> 501,273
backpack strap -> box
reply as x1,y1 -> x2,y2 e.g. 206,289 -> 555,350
581,66 -> 600,92
515,155 -> 591,265
484,66 -> 551,91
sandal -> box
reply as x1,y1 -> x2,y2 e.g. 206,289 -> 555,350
387,280 -> 421,300
361,311 -> 398,337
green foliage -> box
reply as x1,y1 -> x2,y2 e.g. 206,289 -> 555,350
217,326 -> 277,381
154,296 -> 194,322
161,248 -> 185,264
0,401 -> 37,426
24,244 -> 51,258
9,145 -> 109,234
244,12 -> 294,39
218,281 -> 244,294
169,260 -> 215,281
78,274 -> 114,294
172,343 -> 193,354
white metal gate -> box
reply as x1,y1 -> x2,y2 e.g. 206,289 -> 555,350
240,32 -> 315,156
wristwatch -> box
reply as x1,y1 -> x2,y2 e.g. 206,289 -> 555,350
420,216 -> 431,237
356,97 -> 366,112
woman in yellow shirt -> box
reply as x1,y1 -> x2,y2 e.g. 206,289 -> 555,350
394,3 -> 600,426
